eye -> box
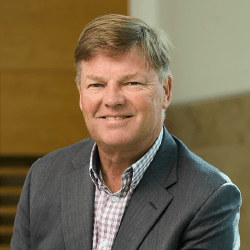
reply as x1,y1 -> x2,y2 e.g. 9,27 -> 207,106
128,82 -> 140,86
89,83 -> 102,88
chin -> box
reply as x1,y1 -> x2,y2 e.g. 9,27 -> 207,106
96,135 -> 135,148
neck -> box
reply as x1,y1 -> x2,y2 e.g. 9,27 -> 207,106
98,148 -> 140,194
97,130 -> 161,193
98,145 -> 139,181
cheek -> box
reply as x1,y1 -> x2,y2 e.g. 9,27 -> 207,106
142,86 -> 163,112
131,94 -> 155,118
79,95 -> 96,117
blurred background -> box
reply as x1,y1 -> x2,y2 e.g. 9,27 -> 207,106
0,0 -> 249,249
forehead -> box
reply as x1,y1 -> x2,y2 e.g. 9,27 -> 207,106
80,47 -> 156,80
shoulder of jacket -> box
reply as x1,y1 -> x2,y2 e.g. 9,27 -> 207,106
29,138 -> 94,177
172,135 -> 232,188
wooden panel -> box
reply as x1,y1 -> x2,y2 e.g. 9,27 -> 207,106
165,95 -> 250,149
0,0 -> 128,70
0,71 -> 90,155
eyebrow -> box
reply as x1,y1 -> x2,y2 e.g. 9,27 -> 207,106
86,75 -> 106,82
86,72 -> 148,82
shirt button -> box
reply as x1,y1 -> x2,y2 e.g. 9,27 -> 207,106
109,196 -> 119,202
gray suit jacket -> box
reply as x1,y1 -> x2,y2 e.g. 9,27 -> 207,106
11,127 -> 241,249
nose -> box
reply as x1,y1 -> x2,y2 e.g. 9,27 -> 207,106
103,84 -> 126,108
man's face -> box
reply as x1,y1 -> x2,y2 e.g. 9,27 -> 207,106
78,47 -> 172,151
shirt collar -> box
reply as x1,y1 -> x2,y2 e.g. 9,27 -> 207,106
129,127 -> 163,191
89,144 -> 101,188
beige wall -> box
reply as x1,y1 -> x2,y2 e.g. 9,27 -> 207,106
0,0 -> 128,155
130,0 -> 160,28
159,0 -> 250,105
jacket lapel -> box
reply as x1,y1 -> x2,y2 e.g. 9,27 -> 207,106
61,140 -> 95,250
112,128 -> 178,250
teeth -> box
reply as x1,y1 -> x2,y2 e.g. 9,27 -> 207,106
105,117 -> 127,120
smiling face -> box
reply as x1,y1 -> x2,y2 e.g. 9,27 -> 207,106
78,46 -> 172,152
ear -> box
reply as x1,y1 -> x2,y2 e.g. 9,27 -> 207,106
162,74 -> 173,109
77,85 -> 83,111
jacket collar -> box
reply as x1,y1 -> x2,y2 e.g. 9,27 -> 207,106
61,138 -> 95,250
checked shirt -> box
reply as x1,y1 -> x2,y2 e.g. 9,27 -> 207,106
89,127 -> 163,250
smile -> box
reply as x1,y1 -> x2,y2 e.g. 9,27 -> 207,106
104,116 -> 131,120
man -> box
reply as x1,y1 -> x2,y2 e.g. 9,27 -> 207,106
11,14 -> 241,249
